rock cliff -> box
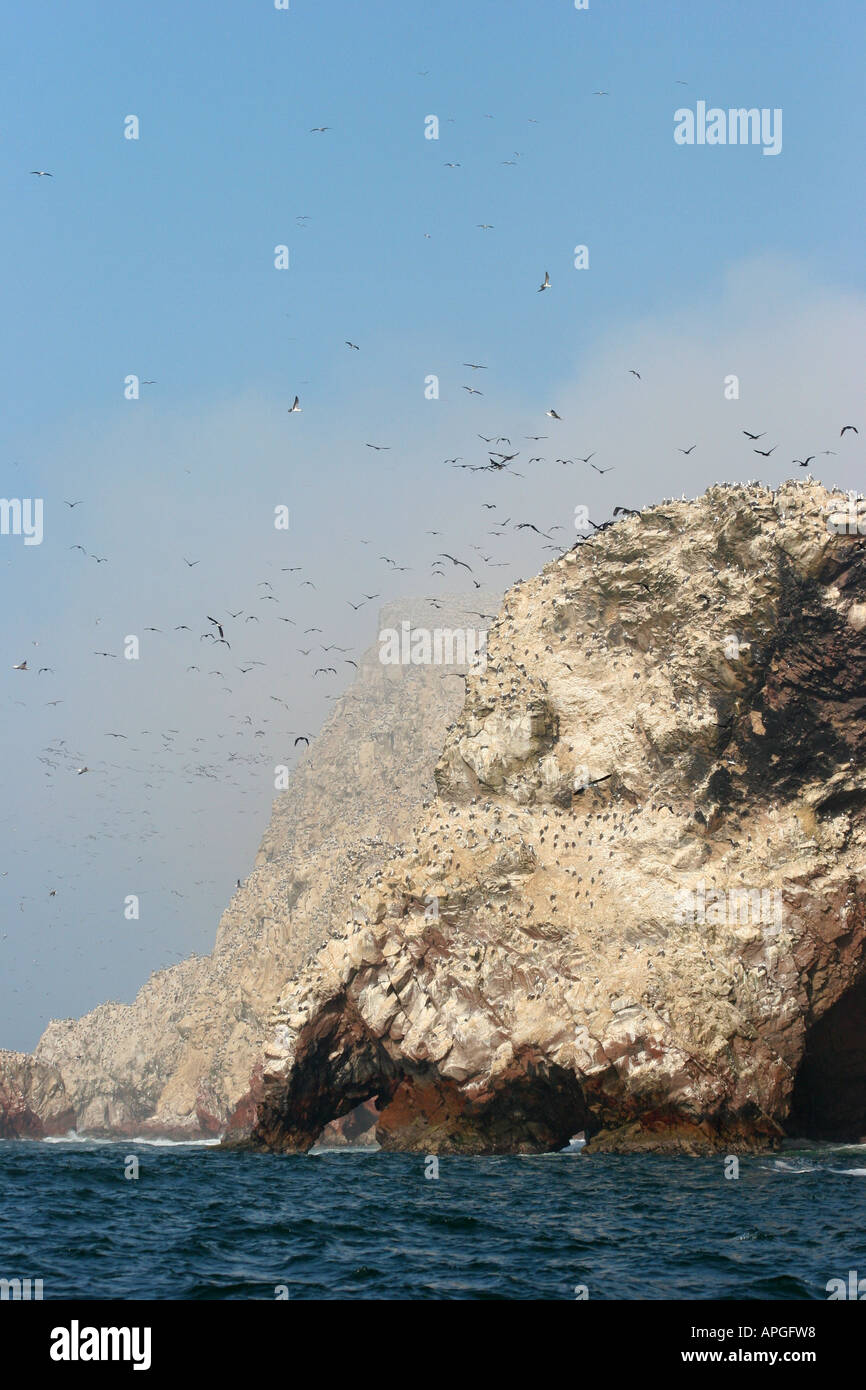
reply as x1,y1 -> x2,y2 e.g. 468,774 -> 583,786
234,481 -> 866,1154
2,596 -> 495,1139
0,1050 -> 74,1139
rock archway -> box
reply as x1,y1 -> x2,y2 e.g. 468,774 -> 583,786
245,989 -> 594,1153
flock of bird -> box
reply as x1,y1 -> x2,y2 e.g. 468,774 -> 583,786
7,67 -> 862,1034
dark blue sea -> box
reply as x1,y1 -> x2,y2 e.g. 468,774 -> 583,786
1,1139 -> 864,1300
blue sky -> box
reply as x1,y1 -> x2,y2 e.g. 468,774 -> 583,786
3,0 -> 863,444
2,0 -> 865,1049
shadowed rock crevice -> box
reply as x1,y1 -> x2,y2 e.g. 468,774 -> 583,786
788,973 -> 866,1142
362,1055 -> 590,1154
730,561 -> 866,807
248,997 -> 399,1151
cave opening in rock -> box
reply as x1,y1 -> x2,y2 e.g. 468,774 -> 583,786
313,1096 -> 380,1148
788,976 -> 866,1141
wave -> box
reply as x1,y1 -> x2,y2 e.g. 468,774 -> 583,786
763,1158 -> 819,1174
308,1143 -> 381,1155
41,1131 -> 223,1147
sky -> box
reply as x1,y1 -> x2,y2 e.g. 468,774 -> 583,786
1,0 -> 864,1050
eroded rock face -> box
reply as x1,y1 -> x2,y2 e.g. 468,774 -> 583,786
0,1051 -> 74,1139
7,596 -> 496,1140
235,482 -> 866,1154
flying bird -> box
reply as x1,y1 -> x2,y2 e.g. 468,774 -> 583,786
30,170 -> 53,177
438,553 -> 472,571
742,431 -> 764,441
678,445 -> 697,455
345,342 -> 360,350
629,369 -> 641,379
841,425 -> 859,436
538,271 -> 551,292
288,396 -> 302,412
753,446 -> 776,457
546,409 -> 562,420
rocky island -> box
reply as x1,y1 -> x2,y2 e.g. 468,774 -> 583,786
4,482 -> 866,1155
234,481 -> 866,1154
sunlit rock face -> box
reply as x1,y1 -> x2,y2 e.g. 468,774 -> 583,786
234,482 -> 866,1154
0,1051 -> 74,1139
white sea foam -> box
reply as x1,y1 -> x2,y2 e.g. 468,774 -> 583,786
41,1132 -> 222,1147
308,1143 -> 380,1155
763,1158 -> 817,1174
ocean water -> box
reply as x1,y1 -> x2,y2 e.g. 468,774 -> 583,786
0,1139 -> 863,1300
